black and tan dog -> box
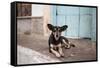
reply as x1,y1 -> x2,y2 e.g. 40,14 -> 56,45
47,24 -> 75,57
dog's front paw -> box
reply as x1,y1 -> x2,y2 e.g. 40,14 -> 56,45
56,53 -> 61,57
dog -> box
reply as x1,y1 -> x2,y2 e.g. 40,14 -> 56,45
47,24 -> 75,57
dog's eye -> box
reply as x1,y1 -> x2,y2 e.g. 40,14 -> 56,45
53,30 -> 56,32
59,29 -> 62,32
53,28 -> 56,32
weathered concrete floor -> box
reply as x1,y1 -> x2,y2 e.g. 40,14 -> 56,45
17,33 -> 97,64
17,45 -> 61,65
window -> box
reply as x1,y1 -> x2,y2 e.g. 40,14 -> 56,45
17,3 -> 31,17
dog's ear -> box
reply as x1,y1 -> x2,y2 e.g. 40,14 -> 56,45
47,24 -> 54,31
60,25 -> 68,31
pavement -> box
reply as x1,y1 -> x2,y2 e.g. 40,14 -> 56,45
17,33 -> 96,64
17,45 -> 61,65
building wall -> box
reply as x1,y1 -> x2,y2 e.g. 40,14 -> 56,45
17,4 -> 50,36
32,4 -> 44,17
32,17 -> 43,35
43,5 -> 51,36
17,17 -> 32,34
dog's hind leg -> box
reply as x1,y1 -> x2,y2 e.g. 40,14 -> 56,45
70,43 -> 75,47
61,36 -> 75,49
62,39 -> 71,49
